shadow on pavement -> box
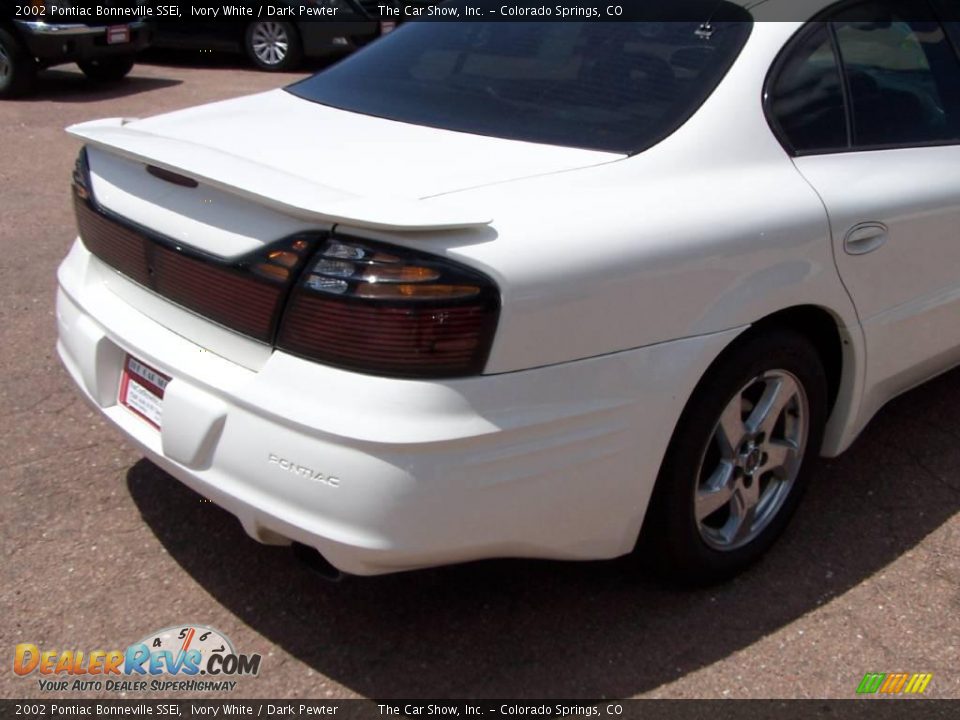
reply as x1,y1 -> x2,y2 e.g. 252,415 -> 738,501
137,47 -> 340,74
137,47 -> 254,72
127,364 -> 960,698
19,68 -> 181,103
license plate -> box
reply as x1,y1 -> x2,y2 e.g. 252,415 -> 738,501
106,25 -> 131,45
119,355 -> 170,430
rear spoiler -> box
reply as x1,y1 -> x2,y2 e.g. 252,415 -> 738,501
66,118 -> 493,232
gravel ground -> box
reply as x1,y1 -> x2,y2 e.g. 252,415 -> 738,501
1,55 -> 957,701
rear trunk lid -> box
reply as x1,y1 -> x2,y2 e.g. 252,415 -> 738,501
68,88 -> 620,255
65,88 -> 619,367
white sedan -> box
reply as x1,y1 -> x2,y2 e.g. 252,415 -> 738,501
56,1 -> 960,581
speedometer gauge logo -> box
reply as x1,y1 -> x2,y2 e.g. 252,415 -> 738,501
126,624 -> 260,677
138,625 -> 234,660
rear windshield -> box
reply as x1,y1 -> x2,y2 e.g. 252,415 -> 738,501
287,10 -> 753,154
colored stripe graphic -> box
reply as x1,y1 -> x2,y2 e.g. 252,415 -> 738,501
904,674 -> 933,694
879,673 -> 909,694
857,672 -> 932,695
857,673 -> 886,694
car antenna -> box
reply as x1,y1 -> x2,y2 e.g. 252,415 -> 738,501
694,0 -> 727,40
698,0 -> 769,38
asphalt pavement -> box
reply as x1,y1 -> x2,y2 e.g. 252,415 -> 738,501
1,55 -> 957,700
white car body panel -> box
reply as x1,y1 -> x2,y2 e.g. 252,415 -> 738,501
54,13 -> 960,573
792,148 -> 960,427
57,242 -> 743,574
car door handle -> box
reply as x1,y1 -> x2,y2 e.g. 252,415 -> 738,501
843,222 -> 889,256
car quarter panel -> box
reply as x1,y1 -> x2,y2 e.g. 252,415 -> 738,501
349,23 -> 865,452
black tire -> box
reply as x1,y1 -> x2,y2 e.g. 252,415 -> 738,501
244,21 -> 303,71
639,327 -> 828,585
0,27 -> 37,98
77,55 -> 135,82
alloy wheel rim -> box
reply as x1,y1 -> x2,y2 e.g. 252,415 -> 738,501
0,43 -> 11,80
694,369 -> 808,551
252,23 -> 289,66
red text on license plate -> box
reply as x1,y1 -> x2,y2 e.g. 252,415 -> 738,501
107,26 -> 130,44
119,355 -> 170,429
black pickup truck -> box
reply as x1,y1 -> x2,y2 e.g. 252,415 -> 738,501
1,1 -> 152,97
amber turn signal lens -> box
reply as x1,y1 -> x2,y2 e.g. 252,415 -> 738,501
353,283 -> 480,299
357,265 -> 441,283
251,240 -> 315,283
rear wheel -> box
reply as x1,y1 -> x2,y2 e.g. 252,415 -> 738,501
0,27 -> 37,98
77,55 -> 135,82
245,21 -> 302,71
640,328 -> 827,584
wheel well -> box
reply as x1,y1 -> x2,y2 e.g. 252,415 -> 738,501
749,306 -> 844,414
246,20 -> 301,38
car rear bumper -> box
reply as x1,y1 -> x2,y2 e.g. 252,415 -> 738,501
56,238 -> 742,575
15,20 -> 151,63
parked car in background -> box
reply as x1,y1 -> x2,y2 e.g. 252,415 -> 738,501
57,0 -> 960,582
151,0 -> 390,71
1,0 -> 151,97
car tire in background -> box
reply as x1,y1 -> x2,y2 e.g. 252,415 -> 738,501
245,21 -> 303,71
639,328 -> 828,585
77,55 -> 136,82
0,26 -> 37,98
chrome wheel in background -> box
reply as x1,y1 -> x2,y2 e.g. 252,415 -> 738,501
0,42 -> 11,82
0,27 -> 37,98
251,22 -> 290,66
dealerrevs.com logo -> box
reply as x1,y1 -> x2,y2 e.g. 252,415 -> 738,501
13,625 -> 261,693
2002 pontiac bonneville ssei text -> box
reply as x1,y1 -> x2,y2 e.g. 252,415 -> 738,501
56,0 -> 960,581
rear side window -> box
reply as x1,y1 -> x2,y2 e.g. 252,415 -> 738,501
767,23 -> 848,153
946,20 -> 960,50
767,0 -> 960,153
931,0 -> 960,50
833,2 -> 960,147
288,8 -> 753,154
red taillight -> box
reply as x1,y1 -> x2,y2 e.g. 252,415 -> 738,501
277,238 -> 500,378
72,149 -> 316,342
74,197 -> 151,287
75,196 -> 315,342
72,148 -> 500,377
150,242 -> 289,341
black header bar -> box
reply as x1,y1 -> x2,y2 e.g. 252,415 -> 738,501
0,700 -> 958,720
8,1 -> 960,24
